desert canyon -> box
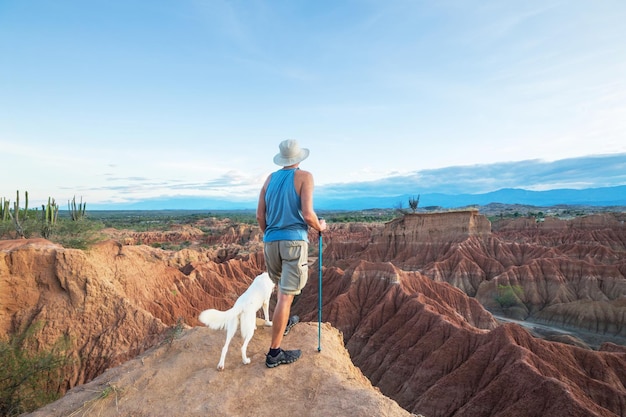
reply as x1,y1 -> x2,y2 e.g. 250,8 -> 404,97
1,210 -> 626,416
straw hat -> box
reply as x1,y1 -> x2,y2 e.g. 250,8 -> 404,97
273,139 -> 310,166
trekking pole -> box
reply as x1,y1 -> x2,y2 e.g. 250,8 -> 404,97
317,219 -> 323,352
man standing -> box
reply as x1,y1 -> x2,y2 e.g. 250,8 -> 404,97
256,139 -> 327,368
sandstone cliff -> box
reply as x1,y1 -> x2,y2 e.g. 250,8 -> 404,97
0,238 -> 266,391
336,212 -> 626,340
2,211 -> 626,416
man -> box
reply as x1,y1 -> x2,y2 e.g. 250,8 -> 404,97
256,139 -> 327,368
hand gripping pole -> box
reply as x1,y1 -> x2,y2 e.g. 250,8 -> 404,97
317,223 -> 323,352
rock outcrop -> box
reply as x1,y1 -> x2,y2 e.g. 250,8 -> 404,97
24,323 -> 413,417
384,209 -> 492,242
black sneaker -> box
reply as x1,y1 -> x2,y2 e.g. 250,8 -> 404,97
283,315 -> 300,336
265,348 -> 302,368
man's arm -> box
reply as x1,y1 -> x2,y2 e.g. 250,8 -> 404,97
297,170 -> 326,232
256,175 -> 271,232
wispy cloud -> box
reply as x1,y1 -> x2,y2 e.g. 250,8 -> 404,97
79,169 -> 264,205
320,154 -> 626,197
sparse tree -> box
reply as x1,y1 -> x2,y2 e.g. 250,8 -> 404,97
394,200 -> 407,215
0,322 -> 70,415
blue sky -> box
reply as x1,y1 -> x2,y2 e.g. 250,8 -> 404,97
1,1 -> 625,209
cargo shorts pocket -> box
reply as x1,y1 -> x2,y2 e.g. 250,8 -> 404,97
279,240 -> 308,295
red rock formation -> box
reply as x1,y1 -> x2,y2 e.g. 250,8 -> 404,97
332,212 -> 626,339
384,210 -> 492,241
493,213 -> 626,232
3,211 -> 626,417
0,238 -> 265,392
102,221 -> 264,248
102,224 -> 205,245
0,239 -> 168,387
292,262 -> 626,417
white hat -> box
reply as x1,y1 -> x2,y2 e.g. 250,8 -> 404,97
273,139 -> 310,166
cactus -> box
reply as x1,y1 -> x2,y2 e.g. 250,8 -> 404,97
408,195 -> 420,213
0,197 -> 9,222
41,197 -> 59,238
7,190 -> 28,238
68,195 -> 86,221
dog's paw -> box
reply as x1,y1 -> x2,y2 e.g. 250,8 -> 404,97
264,320 -> 273,327
243,357 -> 251,365
217,363 -> 225,371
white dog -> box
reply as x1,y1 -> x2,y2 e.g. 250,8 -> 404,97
198,272 -> 274,370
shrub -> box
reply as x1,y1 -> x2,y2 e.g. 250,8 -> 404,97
48,218 -> 105,250
495,284 -> 523,308
0,323 -> 70,416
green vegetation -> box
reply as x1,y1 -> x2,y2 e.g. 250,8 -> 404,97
0,192 -> 105,249
0,191 -> 48,239
50,218 -> 106,250
3,192 -> 615,250
0,322 -> 71,416
495,284 -> 524,308
66,383 -> 122,417
88,210 -> 243,231
317,209 -> 397,223
86,209 -> 398,229
163,317 -> 185,347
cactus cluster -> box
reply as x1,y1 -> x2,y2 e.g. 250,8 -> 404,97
3,190 -> 29,238
409,195 -> 420,212
68,195 -> 86,221
42,197 -> 59,224
1,191 -> 86,239
41,197 -> 59,238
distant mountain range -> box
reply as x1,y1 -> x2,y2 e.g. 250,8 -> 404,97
316,185 -> 626,210
88,154 -> 626,211
90,184 -> 626,211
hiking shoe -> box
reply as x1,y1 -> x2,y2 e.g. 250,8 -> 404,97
265,349 -> 302,368
283,315 -> 300,336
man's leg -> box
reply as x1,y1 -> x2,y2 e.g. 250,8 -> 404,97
266,289 -> 301,368
265,240 -> 305,367
270,290 -> 294,349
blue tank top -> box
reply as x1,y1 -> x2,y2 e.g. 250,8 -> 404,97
263,168 -> 308,242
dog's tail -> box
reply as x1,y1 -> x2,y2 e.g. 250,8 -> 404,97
198,305 -> 242,330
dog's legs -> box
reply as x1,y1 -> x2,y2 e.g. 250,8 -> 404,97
240,333 -> 253,365
240,310 -> 257,365
262,298 -> 273,327
217,317 -> 238,371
